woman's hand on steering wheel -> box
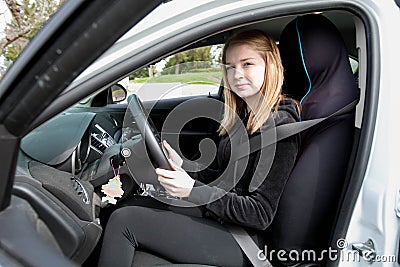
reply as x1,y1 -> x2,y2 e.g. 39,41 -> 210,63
162,140 -> 183,168
155,159 -> 195,198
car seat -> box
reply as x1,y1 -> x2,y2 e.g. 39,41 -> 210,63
263,14 -> 359,265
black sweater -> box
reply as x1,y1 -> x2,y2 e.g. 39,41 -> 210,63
185,100 -> 300,230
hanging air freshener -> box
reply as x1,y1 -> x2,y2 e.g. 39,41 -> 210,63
101,159 -> 124,204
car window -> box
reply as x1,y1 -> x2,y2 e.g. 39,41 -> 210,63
127,45 -> 223,101
349,57 -> 358,73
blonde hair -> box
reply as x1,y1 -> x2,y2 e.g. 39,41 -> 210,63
218,30 -> 285,135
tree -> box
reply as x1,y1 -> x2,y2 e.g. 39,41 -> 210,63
164,46 -> 212,74
210,44 -> 223,64
129,66 -> 155,80
0,0 -> 64,78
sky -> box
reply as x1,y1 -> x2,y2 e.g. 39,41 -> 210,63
0,0 -> 11,38
0,0 -> 11,71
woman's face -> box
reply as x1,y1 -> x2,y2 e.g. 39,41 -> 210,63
225,44 -> 266,101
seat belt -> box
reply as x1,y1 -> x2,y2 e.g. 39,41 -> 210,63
228,224 -> 273,267
227,99 -> 358,266
231,99 -> 358,162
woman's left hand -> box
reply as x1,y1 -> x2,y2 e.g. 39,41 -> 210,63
155,159 -> 195,198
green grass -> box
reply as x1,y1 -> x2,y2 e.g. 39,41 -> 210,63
133,77 -> 150,83
131,71 -> 222,84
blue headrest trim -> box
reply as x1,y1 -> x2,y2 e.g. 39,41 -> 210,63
295,18 -> 312,105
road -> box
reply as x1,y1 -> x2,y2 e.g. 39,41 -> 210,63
127,82 -> 220,101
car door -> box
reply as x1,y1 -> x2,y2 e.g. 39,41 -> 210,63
332,1 -> 400,266
0,0 -> 162,265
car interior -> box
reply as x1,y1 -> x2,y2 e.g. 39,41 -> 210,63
2,2 -> 371,266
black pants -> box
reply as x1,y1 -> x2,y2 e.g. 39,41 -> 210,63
97,201 -> 252,267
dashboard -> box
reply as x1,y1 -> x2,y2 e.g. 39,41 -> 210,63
14,110 -> 127,263
91,123 -> 117,154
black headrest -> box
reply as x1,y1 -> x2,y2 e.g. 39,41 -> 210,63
279,14 -> 359,120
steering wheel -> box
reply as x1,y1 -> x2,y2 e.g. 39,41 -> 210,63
128,94 -> 172,171
126,94 -> 204,207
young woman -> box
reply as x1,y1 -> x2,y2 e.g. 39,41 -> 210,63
98,30 -> 300,267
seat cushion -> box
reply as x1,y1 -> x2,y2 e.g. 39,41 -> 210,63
133,251 -> 216,267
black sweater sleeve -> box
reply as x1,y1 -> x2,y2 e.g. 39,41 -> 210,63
187,103 -> 299,230
188,137 -> 298,230
182,160 -> 222,185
